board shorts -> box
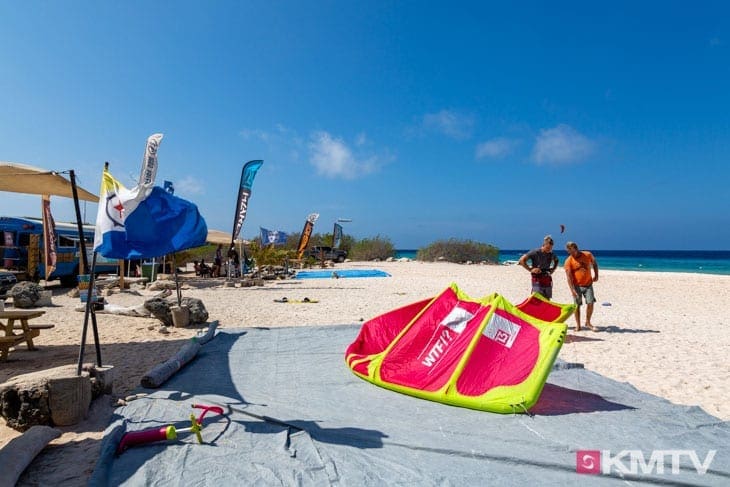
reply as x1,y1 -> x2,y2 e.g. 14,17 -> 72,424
573,285 -> 596,305
531,274 -> 553,299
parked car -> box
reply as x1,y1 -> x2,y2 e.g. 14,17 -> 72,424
0,270 -> 17,297
305,246 -> 347,263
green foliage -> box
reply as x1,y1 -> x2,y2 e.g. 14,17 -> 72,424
349,235 -> 395,261
270,232 -> 354,254
416,239 -> 499,264
248,240 -> 297,266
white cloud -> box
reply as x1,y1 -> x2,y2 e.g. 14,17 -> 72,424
423,109 -> 474,140
475,137 -> 520,159
308,131 -> 380,179
532,124 -> 594,165
174,175 -> 205,195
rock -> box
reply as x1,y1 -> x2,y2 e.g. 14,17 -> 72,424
143,297 -> 173,326
7,282 -> 45,308
179,297 -> 208,324
143,296 -> 208,326
148,279 -> 179,291
35,290 -> 53,306
0,365 -> 110,430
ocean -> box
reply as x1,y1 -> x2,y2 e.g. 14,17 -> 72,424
394,249 -> 730,276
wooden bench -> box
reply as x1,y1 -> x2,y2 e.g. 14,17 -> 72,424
13,324 -> 55,331
0,309 -> 48,361
0,335 -> 25,361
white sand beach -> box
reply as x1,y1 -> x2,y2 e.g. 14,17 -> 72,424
1,260 -> 728,485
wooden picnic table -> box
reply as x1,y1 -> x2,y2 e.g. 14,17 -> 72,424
0,309 -> 52,361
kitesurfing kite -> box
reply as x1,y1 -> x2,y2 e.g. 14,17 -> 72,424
345,284 -> 575,413
560,224 -> 566,234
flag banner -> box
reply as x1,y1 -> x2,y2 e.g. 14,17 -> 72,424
41,195 -> 57,280
2,232 -> 13,268
138,133 -> 163,189
260,227 -> 288,245
94,169 -> 208,259
333,222 -> 343,249
231,160 -> 264,244
296,213 -> 319,259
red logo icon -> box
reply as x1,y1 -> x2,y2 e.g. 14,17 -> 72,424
576,450 -> 601,474
494,329 -> 511,345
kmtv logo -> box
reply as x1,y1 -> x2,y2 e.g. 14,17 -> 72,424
576,450 -> 716,475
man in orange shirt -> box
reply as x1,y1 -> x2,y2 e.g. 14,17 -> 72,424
564,241 -> 599,331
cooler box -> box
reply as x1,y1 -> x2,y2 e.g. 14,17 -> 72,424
77,274 -> 100,305
141,262 -> 157,282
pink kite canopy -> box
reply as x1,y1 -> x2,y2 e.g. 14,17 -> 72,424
346,284 -> 575,413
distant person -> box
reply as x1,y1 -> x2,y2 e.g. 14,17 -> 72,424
519,235 -> 559,299
564,241 -> 599,331
199,258 -> 211,278
213,244 -> 223,277
228,246 -> 240,277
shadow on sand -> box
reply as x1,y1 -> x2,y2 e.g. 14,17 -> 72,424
531,383 -> 635,416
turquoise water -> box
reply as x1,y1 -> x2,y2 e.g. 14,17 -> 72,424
394,249 -> 730,275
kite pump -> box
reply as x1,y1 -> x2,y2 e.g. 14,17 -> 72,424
116,404 -> 224,455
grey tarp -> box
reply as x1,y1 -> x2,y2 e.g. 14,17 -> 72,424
91,325 -> 729,486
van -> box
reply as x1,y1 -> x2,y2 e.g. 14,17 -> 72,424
304,246 -> 347,263
0,216 -> 118,286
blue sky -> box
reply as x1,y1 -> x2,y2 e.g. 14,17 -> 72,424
1,1 -> 728,250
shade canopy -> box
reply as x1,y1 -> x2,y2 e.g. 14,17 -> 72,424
0,161 -> 98,201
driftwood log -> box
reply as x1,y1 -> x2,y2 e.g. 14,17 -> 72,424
140,321 -> 218,388
0,425 -> 61,487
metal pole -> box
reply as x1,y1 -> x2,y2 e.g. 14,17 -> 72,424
71,168 -> 103,374
69,170 -> 89,273
173,252 -> 182,306
77,251 -> 102,373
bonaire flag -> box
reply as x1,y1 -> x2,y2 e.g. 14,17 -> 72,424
260,227 -> 288,245
93,134 -> 207,259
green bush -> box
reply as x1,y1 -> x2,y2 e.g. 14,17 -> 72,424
417,239 -> 499,264
248,240 -> 297,266
349,235 -> 395,261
